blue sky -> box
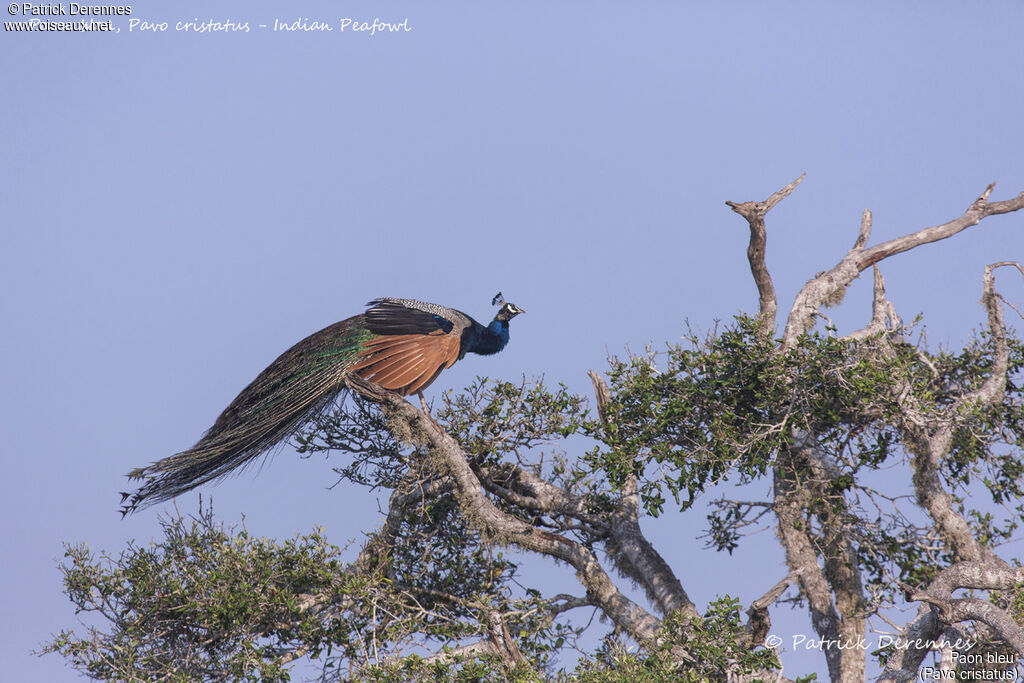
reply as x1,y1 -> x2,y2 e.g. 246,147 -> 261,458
3,2 -> 1024,680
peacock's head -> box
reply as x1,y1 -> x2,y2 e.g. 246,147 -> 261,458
492,292 -> 525,322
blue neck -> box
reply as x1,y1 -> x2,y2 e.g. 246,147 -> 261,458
462,319 -> 509,357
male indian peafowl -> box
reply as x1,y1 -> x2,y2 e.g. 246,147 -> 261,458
120,293 -> 524,514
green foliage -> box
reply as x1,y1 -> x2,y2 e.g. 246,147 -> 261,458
437,377 -> 589,466
44,503 -> 570,682
294,394 -> 408,490
943,335 -> 1024,502
590,316 -> 905,516
361,654 -> 545,683
44,506 -> 364,681
568,597 -> 779,682
589,314 -> 1024,602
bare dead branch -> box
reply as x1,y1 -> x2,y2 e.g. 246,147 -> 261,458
784,185 -> 1024,347
845,266 -> 902,342
953,261 -> 1019,412
726,174 -> 805,332
753,571 -> 802,613
854,208 -> 872,249
588,369 -> 611,428
745,571 -> 801,647
548,594 -> 594,617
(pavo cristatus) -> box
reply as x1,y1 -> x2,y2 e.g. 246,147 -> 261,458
121,294 -> 524,514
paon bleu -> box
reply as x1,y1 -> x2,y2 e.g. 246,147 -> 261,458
121,293 -> 524,514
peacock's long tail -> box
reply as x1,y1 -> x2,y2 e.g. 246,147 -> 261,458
121,295 -> 524,515
121,316 -> 373,514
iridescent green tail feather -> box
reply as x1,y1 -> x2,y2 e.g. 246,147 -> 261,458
120,316 -> 373,514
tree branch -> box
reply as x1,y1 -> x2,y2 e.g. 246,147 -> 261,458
345,374 -> 665,647
900,262 -> 1019,564
588,369 -> 696,619
773,444 -> 844,682
877,605 -> 945,682
726,173 -> 804,333
953,261 -> 1019,412
476,463 -> 609,533
548,593 -> 595,617
745,570 -> 800,648
484,609 -> 526,666
352,472 -> 453,576
881,562 -> 1024,681
845,265 -> 901,342
783,185 -> 1024,347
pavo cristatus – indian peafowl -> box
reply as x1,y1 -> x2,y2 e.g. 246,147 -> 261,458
121,293 -> 524,514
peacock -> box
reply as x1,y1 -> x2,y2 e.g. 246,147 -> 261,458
121,293 -> 524,514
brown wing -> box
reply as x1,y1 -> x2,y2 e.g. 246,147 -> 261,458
347,331 -> 461,395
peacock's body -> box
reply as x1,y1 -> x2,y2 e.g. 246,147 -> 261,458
121,294 -> 524,513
